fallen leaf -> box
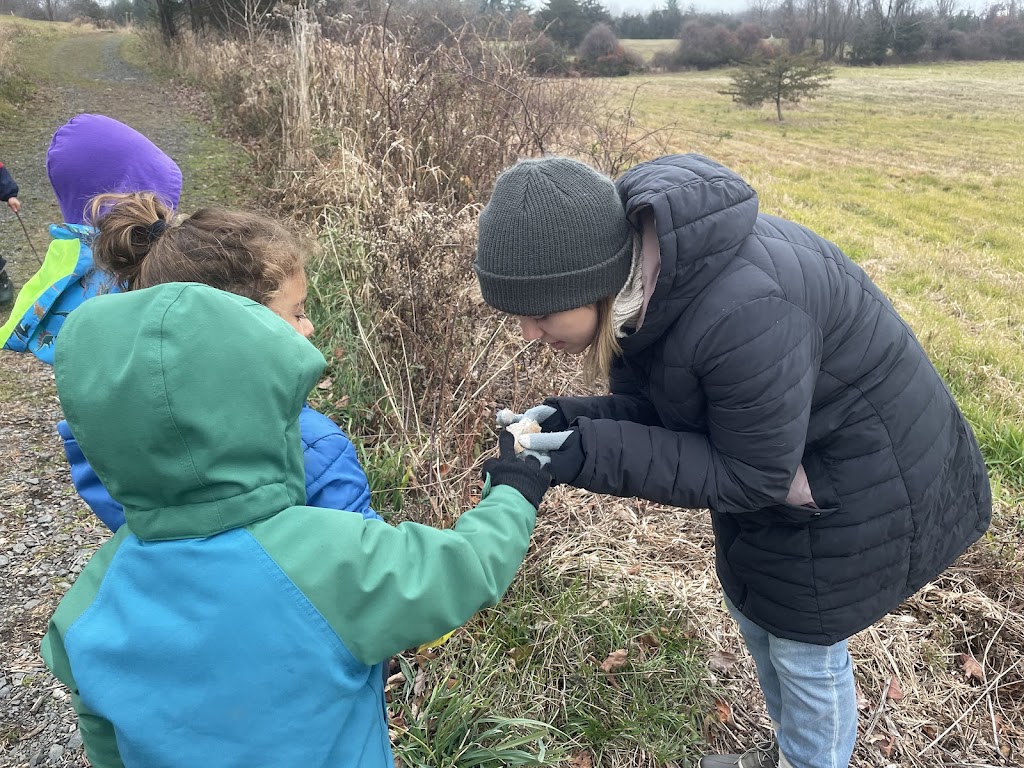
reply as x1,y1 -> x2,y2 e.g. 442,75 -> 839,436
921,724 -> 937,740
708,650 -> 740,674
637,632 -> 661,651
316,377 -> 333,390
959,653 -> 984,682
412,667 -> 428,698
334,395 -> 350,408
886,675 -> 903,701
600,648 -> 628,673
713,699 -> 733,724
332,347 -> 345,360
626,564 -> 642,576
569,752 -> 593,768
878,735 -> 894,758
855,684 -> 870,711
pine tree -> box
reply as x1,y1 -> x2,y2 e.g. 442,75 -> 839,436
722,52 -> 834,121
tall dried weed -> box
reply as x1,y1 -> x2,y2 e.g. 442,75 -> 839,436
162,6 -> 647,521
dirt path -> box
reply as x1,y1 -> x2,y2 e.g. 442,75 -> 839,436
0,27 -> 250,768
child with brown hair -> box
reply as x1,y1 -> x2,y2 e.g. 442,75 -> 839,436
59,192 -> 376,531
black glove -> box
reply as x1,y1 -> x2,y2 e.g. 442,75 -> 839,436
481,430 -> 552,510
539,398 -> 569,432
545,428 -> 585,486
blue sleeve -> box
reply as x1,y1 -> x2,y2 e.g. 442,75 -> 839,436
0,163 -> 17,201
56,421 -> 125,532
299,406 -> 380,521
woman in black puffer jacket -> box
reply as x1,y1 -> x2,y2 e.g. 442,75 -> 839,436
474,154 -> 991,768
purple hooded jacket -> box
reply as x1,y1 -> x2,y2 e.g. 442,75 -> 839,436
47,113 -> 183,224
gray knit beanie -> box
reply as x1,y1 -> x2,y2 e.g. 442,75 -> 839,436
474,157 -> 632,316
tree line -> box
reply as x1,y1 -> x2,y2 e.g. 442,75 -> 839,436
5,0 -> 1024,66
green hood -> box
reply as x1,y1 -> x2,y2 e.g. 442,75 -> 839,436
54,283 -> 326,540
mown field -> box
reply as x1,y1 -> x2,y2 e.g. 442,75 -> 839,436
606,61 -> 1024,514
619,38 -> 676,63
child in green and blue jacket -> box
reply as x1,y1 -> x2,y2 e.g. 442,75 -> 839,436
43,282 -> 551,768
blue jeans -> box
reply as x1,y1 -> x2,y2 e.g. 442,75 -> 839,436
724,595 -> 857,768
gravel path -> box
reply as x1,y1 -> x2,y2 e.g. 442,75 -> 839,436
0,28 -> 249,768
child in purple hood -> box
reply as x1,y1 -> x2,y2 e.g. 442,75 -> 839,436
0,114 -> 182,361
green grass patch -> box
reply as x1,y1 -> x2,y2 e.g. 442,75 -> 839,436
306,220 -> 414,517
395,568 -> 713,767
604,61 -> 1024,504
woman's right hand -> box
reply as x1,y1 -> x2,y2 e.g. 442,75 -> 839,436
495,401 -> 567,432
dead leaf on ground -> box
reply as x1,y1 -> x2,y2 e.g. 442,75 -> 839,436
637,632 -> 661,651
412,666 -> 428,698
316,377 -> 333,390
886,675 -> 903,701
878,735 -> 895,758
855,684 -> 870,711
626,564 -> 642,575
713,699 -> 733,724
708,649 -> 740,674
599,648 -> 628,673
569,751 -> 593,768
959,653 -> 984,682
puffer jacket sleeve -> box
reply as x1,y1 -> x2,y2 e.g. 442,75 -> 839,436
56,420 -> 126,532
0,162 -> 18,201
548,358 -> 662,427
573,297 -> 821,514
300,405 -> 378,519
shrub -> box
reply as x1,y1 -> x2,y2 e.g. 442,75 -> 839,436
575,23 -> 643,77
672,21 -> 740,70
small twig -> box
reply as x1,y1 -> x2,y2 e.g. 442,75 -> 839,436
862,678 -> 889,741
14,209 -> 43,266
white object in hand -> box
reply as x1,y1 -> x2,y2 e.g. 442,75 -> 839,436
505,418 -> 542,453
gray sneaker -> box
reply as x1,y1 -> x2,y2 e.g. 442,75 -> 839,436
699,738 -> 779,768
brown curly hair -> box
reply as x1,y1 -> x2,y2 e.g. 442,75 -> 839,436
88,192 -> 306,305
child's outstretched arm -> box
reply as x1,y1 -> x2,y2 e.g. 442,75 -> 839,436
249,432 -> 550,666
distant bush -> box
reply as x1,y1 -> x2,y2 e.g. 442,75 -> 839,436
525,32 -> 571,76
575,23 -> 644,76
670,21 -> 740,70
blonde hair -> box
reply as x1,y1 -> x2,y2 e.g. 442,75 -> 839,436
88,192 -> 306,304
582,295 -> 621,383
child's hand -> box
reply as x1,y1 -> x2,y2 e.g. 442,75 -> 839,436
518,429 -> 585,486
481,430 -> 551,509
6,197 -> 20,213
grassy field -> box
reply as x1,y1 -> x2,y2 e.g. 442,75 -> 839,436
619,38 -> 676,64
605,61 -> 1024,511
